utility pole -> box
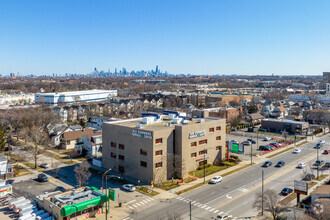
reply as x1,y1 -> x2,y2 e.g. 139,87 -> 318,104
190,201 -> 192,220
262,170 -> 264,216
203,148 -> 206,184
250,143 -> 253,165
317,147 -> 319,179
294,135 -> 296,148
256,131 -> 258,150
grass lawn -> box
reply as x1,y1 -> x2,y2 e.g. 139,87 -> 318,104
136,186 -> 159,196
188,162 -> 236,178
315,174 -> 328,181
156,177 -> 197,191
43,151 -> 78,165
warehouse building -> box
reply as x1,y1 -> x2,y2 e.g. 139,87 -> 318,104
35,89 -> 117,106
261,118 -> 309,134
102,111 -> 226,184
36,186 -> 106,220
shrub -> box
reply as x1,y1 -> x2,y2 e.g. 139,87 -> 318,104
230,155 -> 238,159
197,164 -> 211,170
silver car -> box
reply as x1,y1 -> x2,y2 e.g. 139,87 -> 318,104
122,184 -> 136,192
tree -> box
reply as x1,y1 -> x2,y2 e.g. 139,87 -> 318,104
74,162 -> 91,187
229,100 -> 240,107
79,119 -> 86,128
25,126 -> 49,169
229,117 -> 241,128
253,189 -> 287,219
247,104 -> 258,114
0,125 -> 5,150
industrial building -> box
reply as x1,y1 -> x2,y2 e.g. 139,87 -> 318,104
35,90 -> 117,106
36,186 -> 107,220
102,111 -> 226,184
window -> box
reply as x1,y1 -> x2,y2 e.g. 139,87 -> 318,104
111,142 -> 116,148
199,149 -> 207,155
111,152 -> 116,158
216,136 -> 221,141
155,150 -> 163,156
119,144 -> 125,150
119,166 -> 125,173
216,126 -> 221,131
199,139 -> 207,145
155,138 -> 163,144
199,160 -> 207,166
209,127 -> 214,132
155,162 -> 162,168
191,152 -> 197,158
191,142 -> 197,147
119,155 -> 124,160
216,146 -> 221,150
140,149 -> 147,156
140,161 -> 147,167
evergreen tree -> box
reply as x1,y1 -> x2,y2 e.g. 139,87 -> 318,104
0,126 -> 6,151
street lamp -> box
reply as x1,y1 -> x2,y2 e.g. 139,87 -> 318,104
261,170 -> 264,216
317,148 -> 319,179
102,168 -> 112,193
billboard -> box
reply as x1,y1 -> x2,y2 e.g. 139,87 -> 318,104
294,180 -> 308,195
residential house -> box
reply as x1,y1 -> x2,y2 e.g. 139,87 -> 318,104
60,129 -> 95,149
75,133 -> 102,158
53,107 -> 68,122
303,109 -> 330,124
87,115 -> 116,130
272,106 -> 288,118
247,113 -> 264,124
0,153 -> 13,178
261,105 -> 274,117
65,107 -> 78,121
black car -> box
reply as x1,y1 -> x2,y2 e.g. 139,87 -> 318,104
303,173 -> 315,181
281,187 -> 293,196
38,174 -> 48,182
55,186 -> 66,192
247,139 -> 256,144
262,161 -> 273,167
275,161 -> 285,167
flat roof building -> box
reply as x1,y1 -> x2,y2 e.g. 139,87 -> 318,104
102,112 -> 226,184
36,186 -> 106,220
261,118 -> 309,134
35,89 -> 117,106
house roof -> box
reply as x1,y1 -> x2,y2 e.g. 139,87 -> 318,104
277,106 -> 287,112
249,113 -> 264,120
63,129 -> 94,141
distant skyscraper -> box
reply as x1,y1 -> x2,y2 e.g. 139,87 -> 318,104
156,65 -> 159,73
323,72 -> 330,83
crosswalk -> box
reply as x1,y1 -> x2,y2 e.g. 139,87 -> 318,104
175,196 -> 236,219
124,197 -> 155,210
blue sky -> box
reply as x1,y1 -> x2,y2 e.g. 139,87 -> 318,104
1,0 -> 330,75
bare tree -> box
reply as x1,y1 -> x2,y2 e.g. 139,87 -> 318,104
74,162 -> 91,187
253,189 -> 287,219
25,126 -> 49,169
167,153 -> 186,179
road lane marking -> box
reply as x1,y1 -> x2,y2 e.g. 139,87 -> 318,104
205,184 -> 247,205
213,210 -> 219,214
205,206 -> 211,210
209,208 -> 215,212
125,200 -> 136,205
132,205 -> 138,208
216,151 -> 318,210
226,195 -> 232,199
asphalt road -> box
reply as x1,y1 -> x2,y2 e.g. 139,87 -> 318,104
129,135 -> 329,220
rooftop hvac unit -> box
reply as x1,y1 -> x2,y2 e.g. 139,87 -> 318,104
172,118 -> 183,124
168,114 -> 176,120
136,124 -> 144,128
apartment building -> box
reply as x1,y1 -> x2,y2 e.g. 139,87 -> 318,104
102,113 -> 226,184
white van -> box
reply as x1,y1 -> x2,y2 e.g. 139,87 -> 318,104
37,212 -> 50,220
19,203 -> 36,212
18,213 -> 36,220
19,207 -> 38,217
13,200 -> 30,213
8,197 -> 25,210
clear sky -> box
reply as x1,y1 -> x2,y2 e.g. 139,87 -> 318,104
1,0 -> 330,75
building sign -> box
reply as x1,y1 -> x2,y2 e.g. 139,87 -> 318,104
294,180 -> 308,195
228,141 -> 244,154
132,129 -> 152,139
189,130 -> 206,139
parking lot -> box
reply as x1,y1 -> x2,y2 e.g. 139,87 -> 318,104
227,132 -> 293,156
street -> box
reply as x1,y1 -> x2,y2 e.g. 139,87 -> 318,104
127,135 -> 329,220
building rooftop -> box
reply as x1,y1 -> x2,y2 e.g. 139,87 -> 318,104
106,115 -> 222,132
37,89 -> 116,96
262,118 -> 308,125
311,185 -> 330,195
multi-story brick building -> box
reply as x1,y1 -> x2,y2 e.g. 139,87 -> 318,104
102,113 -> 226,184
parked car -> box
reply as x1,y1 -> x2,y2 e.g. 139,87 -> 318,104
259,127 -> 267,132
55,186 -> 66,192
37,174 -> 48,182
122,184 -> 136,192
281,187 -> 293,196
39,163 -> 49,169
319,140 -> 325,144
241,141 -> 251,146
247,139 -> 256,144
315,160 -> 325,167
275,161 -> 285,167
323,149 -> 330,154
297,162 -> 306,168
263,137 -> 271,141
303,173 -> 315,181
210,176 -> 223,184
267,145 -> 276,150
259,145 -> 270,151
262,161 -> 272,167
315,142 -> 323,149
216,215 -> 231,220
293,148 -> 302,154
270,142 -> 282,147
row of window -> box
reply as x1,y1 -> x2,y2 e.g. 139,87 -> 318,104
111,142 -> 125,149
191,136 -> 221,147
191,146 -> 222,158
209,126 -> 221,132
111,149 -> 163,159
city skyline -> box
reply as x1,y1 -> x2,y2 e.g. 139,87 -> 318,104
1,0 -> 330,75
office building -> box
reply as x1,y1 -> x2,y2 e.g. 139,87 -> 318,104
323,72 -> 330,83
102,112 -> 226,184
35,89 -> 117,106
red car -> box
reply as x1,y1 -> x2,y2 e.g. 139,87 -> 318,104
323,150 -> 330,154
